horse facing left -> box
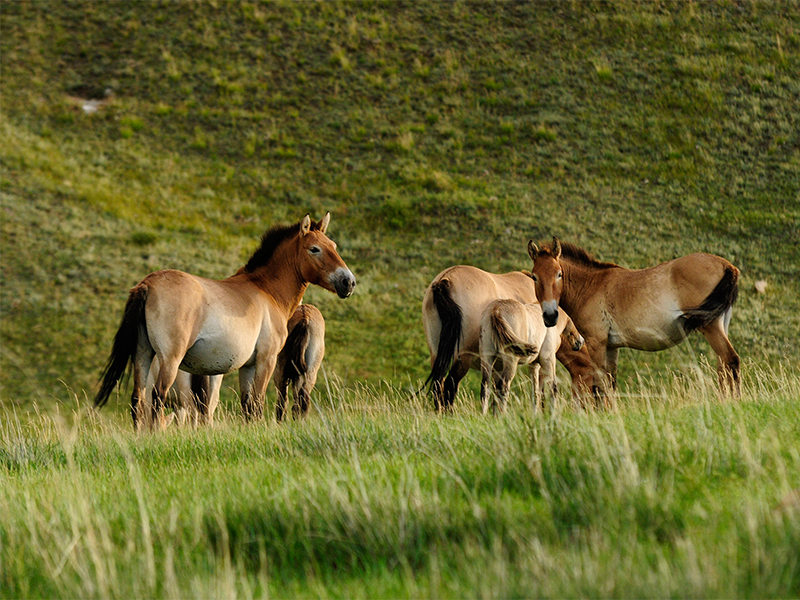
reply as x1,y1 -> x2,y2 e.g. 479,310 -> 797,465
94,213 -> 355,431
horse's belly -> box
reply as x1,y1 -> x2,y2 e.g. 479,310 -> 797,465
614,321 -> 686,351
180,338 -> 255,375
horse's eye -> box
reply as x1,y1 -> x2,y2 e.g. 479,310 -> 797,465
531,274 -> 538,282
557,272 -> 563,280
309,246 -> 321,255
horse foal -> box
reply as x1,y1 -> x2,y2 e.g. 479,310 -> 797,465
479,299 -> 584,415
274,304 -> 325,421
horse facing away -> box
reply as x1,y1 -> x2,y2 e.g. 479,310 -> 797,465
274,303 -> 325,421
422,265 -> 596,412
480,299 -> 584,415
528,238 -> 740,396
94,213 -> 355,431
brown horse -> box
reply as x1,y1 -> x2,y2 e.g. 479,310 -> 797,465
528,238 -> 740,395
94,213 -> 355,430
422,265 -> 595,411
480,299 -> 584,415
274,303 -> 325,422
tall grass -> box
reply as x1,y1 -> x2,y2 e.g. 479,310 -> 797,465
3,367 -> 799,599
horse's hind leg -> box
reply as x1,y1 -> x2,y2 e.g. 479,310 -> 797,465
132,340 -> 155,432
442,356 -> 470,412
151,355 -> 182,431
699,316 -> 740,397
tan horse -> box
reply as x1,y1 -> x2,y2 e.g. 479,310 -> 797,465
528,238 -> 740,395
422,265 -> 595,411
274,304 -> 325,421
94,213 -> 355,430
155,303 -> 325,426
480,300 -> 584,415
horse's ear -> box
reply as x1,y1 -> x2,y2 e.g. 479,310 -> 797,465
319,211 -> 331,234
552,237 -> 561,260
527,240 -> 539,261
300,214 -> 312,236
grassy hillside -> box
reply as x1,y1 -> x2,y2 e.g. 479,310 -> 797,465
2,1 -> 800,414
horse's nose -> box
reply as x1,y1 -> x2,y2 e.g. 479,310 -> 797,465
541,300 -> 559,327
333,268 -> 356,299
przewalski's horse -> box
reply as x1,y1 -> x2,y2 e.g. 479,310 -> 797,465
274,304 -> 325,422
158,303 -> 325,426
480,299 -> 584,415
422,265 -> 595,412
528,238 -> 740,396
94,213 -> 355,431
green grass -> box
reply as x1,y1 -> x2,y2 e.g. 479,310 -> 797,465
2,370 -> 800,598
1,2 -> 800,596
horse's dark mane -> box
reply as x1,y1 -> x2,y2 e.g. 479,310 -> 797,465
242,218 -> 322,273
558,241 -> 619,270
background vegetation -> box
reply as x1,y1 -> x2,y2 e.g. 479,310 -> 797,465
1,1 -> 799,597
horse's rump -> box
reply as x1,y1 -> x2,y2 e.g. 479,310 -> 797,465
489,305 -> 538,357
680,265 -> 739,332
281,306 -> 314,382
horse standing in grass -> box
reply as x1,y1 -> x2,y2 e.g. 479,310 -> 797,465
422,265 -> 596,412
161,303 -> 325,426
528,238 -> 740,396
480,299 -> 584,415
94,213 -> 355,431
274,303 -> 325,422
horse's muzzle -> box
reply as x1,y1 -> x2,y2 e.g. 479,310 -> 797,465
542,300 -> 559,328
332,268 -> 356,298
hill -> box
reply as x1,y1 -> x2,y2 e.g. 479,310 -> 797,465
1,1 -> 799,413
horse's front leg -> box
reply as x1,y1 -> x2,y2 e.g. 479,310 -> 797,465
583,337 -> 611,406
240,353 -> 278,422
606,347 -> 619,391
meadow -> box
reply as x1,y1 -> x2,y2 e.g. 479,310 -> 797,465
1,1 -> 799,597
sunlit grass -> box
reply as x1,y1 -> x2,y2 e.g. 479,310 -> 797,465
2,368 -> 799,598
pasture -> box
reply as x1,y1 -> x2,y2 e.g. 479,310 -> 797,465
2,1 -> 800,597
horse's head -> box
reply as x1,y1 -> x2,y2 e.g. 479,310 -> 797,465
528,237 -> 562,327
297,212 -> 356,299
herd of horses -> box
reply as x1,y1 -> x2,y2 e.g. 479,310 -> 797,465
94,213 -> 741,431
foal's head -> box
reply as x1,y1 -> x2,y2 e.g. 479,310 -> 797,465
296,212 -> 356,299
527,237 -> 562,327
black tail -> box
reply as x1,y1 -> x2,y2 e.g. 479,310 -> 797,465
681,265 -> 739,332
94,285 -> 148,408
281,306 -> 311,383
423,279 -> 463,390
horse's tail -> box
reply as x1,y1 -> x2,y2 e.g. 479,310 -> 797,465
281,305 -> 312,382
681,265 -> 740,332
94,284 -> 148,408
490,308 -> 538,357
422,278 -> 463,390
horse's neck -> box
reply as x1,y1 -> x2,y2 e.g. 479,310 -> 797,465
248,243 -> 308,319
561,261 -> 607,314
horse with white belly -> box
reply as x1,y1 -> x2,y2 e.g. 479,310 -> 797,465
94,213 -> 354,431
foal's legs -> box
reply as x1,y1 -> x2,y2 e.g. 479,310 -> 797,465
699,316 -> 741,396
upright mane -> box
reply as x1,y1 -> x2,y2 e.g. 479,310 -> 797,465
242,217 -> 323,273
558,241 -> 619,270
